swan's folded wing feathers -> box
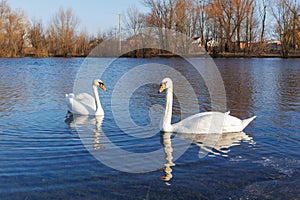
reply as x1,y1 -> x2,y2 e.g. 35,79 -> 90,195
65,94 -> 74,112
174,113 -> 216,134
174,112 -> 246,134
66,93 -> 96,115
75,93 -> 96,110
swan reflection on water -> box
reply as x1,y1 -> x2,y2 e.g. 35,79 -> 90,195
65,113 -> 255,183
160,131 -> 255,184
160,132 -> 175,183
178,131 -> 255,158
65,113 -> 105,150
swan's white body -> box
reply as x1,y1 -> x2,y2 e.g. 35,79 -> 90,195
158,78 -> 256,134
65,79 -> 106,116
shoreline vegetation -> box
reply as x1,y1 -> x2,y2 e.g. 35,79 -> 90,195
9,51 -> 300,59
0,0 -> 299,59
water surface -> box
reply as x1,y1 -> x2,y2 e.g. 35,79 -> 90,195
0,57 -> 299,199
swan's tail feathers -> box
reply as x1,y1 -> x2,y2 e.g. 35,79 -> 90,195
225,111 -> 230,115
240,115 -> 256,131
65,94 -> 74,113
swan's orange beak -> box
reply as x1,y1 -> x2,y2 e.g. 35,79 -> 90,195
158,83 -> 166,93
99,83 -> 106,91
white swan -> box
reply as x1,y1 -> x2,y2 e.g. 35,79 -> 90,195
65,79 -> 106,116
158,78 -> 256,133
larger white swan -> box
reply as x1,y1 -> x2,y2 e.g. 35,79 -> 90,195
158,78 -> 256,133
65,79 -> 106,116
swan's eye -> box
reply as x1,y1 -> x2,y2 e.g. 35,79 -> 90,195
159,83 -> 166,88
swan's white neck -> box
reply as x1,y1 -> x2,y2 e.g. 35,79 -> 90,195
162,87 -> 173,132
93,85 -> 104,115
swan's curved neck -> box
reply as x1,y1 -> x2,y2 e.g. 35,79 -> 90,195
163,87 -> 173,131
93,85 -> 103,115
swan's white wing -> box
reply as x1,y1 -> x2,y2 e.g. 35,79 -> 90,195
173,112 -> 254,134
173,112 -> 225,134
75,93 -> 96,109
65,93 -> 96,115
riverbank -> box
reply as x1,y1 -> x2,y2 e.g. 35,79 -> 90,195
143,52 -> 300,59
4,51 -> 300,59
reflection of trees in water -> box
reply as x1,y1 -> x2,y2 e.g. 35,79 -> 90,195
275,63 -> 300,127
277,64 -> 300,112
216,59 -> 255,118
0,85 -> 21,118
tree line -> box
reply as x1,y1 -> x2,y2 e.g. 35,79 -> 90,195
0,0 -> 103,57
135,0 -> 300,57
0,0 -> 299,58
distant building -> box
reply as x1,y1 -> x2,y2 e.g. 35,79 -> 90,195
266,40 -> 282,52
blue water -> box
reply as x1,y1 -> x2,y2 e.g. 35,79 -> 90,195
0,57 -> 299,199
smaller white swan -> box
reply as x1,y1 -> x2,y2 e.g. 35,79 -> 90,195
65,79 -> 106,116
158,78 -> 256,133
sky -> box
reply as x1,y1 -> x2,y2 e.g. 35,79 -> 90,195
8,0 -> 148,36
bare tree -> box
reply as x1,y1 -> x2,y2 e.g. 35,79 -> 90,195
174,0 -> 186,33
271,0 -> 299,57
0,0 -> 29,57
48,7 -> 79,57
260,0 -> 268,43
28,20 -> 48,57
244,1 -> 257,54
74,30 -> 91,56
196,0 -> 207,48
206,0 -> 255,52
124,5 -> 145,35
287,0 -> 300,53
173,0 -> 202,53
235,0 -> 255,51
143,0 -> 176,52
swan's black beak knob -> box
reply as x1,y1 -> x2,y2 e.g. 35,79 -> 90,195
158,83 -> 166,93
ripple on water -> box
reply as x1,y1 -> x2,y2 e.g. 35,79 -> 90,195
0,58 -> 299,199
